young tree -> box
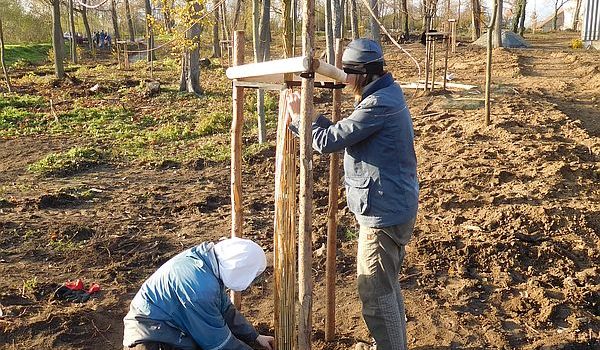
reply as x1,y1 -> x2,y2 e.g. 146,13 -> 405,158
283,0 -> 293,56
145,0 -> 155,61
68,0 -> 77,63
211,0 -> 221,57
401,0 -> 409,39
124,0 -> 135,41
252,0 -> 266,143
179,1 -> 203,95
572,0 -> 582,30
110,0 -> 120,41
0,18 -> 12,92
471,0 -> 481,40
259,0 -> 271,61
350,0 -> 359,38
512,0 -> 523,33
80,0 -> 93,50
325,0 -> 334,63
485,0 -> 499,125
518,0 -> 526,36
50,0 -> 65,78
553,0 -> 568,31
369,0 -> 381,43
493,0 -> 502,47
333,0 -> 343,40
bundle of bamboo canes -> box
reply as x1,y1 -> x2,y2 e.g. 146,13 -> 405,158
273,89 -> 298,350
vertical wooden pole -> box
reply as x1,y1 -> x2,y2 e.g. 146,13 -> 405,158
116,42 -> 122,69
325,39 -> 343,342
443,35 -> 449,90
430,38 -> 436,91
424,36 -> 431,91
299,0 -> 315,346
451,21 -> 457,53
124,43 -> 130,69
0,19 -> 11,93
230,30 -> 245,309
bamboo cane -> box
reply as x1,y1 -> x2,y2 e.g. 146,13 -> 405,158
230,30 -> 245,309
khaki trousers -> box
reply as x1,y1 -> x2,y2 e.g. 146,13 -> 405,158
357,218 -> 415,350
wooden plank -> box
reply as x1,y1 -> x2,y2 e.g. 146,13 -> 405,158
325,39 -> 343,342
226,56 -> 309,79
298,0 -> 315,347
230,30 -> 245,309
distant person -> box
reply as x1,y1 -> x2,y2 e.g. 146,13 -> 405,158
99,30 -> 106,48
94,31 -> 100,47
123,237 -> 275,350
106,34 -> 112,49
286,38 -> 418,350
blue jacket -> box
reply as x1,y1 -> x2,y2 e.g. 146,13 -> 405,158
293,73 -> 418,228
123,243 -> 259,350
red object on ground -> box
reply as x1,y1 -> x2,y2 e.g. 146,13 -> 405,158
87,283 -> 101,294
65,279 -> 84,291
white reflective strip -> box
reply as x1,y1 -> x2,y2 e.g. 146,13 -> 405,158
206,330 -> 233,350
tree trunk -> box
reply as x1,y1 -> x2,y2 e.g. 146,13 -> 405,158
68,0 -> 77,63
212,0 -> 221,58
402,0 -> 409,39
350,0 -> 359,39
180,2 -> 203,95
283,0 -> 293,56
512,0 -> 522,33
51,0 -> 65,79
518,0 -> 527,36
232,0 -> 244,31
325,0 -> 334,63
0,19 -> 12,92
493,0 -> 502,47
110,0 -> 120,41
369,0 -> 381,44
124,0 -> 135,41
340,0 -> 346,38
252,0 -> 266,144
333,0 -> 342,39
259,0 -> 271,61
293,0 -> 298,55
485,0 -> 499,125
572,0 -> 582,30
145,0 -> 155,62
81,0 -> 93,51
471,0 -> 481,40
553,2 -> 559,31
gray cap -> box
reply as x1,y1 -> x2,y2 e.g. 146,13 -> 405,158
342,38 -> 384,74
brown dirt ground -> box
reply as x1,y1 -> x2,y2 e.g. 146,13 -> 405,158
1,32 -> 599,349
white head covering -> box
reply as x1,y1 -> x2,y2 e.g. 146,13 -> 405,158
213,237 -> 267,291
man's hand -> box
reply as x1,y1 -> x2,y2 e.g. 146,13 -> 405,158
285,91 -> 301,126
256,334 -> 275,350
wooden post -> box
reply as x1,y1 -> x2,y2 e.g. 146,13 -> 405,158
430,38 -> 436,92
230,30 -> 245,309
0,19 -> 11,93
443,34 -> 449,90
424,37 -> 431,91
449,19 -> 457,53
299,0 -> 315,346
116,42 -> 122,69
124,43 -> 130,69
325,39 -> 343,342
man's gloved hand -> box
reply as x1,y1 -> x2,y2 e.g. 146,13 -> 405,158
256,334 -> 275,350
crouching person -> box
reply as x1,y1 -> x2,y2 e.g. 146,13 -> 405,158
123,237 -> 275,350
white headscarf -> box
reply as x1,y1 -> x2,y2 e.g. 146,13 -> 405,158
213,237 -> 267,291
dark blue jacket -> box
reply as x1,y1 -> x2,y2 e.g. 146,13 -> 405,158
294,73 -> 418,228
123,243 -> 258,350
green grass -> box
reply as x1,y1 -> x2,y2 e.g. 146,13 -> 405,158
29,147 -> 105,177
4,44 -> 51,67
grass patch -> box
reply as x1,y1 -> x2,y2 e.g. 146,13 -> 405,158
196,112 -> 232,136
29,147 -> 105,177
243,141 -> 274,161
193,139 -> 230,162
5,44 -> 51,67
0,94 -> 46,109
341,227 -> 358,241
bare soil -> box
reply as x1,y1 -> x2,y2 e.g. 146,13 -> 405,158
0,32 -> 598,349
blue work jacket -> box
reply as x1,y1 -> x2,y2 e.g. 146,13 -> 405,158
292,73 -> 419,228
123,243 -> 259,350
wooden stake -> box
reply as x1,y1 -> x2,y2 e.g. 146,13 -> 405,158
325,38 -> 343,342
443,34 -> 449,91
273,90 -> 298,350
299,0 -> 315,346
424,36 -> 431,91
430,38 -> 436,92
230,30 -> 245,309
0,19 -> 11,93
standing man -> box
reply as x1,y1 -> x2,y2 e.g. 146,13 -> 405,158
287,38 -> 419,350
123,237 -> 275,350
